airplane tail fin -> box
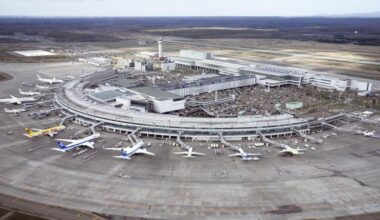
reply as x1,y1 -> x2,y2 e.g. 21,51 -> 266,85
24,128 -> 33,135
19,89 -> 23,93
37,75 -> 42,80
57,141 -> 66,149
4,107 -> 8,111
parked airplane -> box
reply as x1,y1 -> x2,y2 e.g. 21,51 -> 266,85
37,75 -> 64,84
360,130 -> 380,139
29,108 -> 59,119
228,147 -> 261,161
35,84 -> 51,90
22,82 -> 35,87
0,95 -> 36,105
106,141 -> 155,160
52,133 -> 100,152
363,131 -> 375,137
24,125 -> 66,138
19,89 -> 41,96
278,145 -> 307,156
173,147 -> 206,158
65,75 -> 75,79
4,107 -> 27,115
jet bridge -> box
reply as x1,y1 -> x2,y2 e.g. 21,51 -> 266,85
59,114 -> 76,126
258,132 -> 290,150
90,122 -> 104,134
128,128 -> 141,144
292,129 -> 323,144
176,132 -> 190,150
321,122 -> 357,133
219,132 -> 239,151
345,113 -> 380,125
74,121 -> 104,138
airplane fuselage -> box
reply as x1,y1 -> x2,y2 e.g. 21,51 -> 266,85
363,131 -> 375,137
279,146 -> 306,156
25,125 -> 66,138
36,84 -> 51,90
53,133 -> 100,152
19,89 -> 41,96
67,133 -> 100,148
0,96 -> 36,105
120,141 -> 145,158
37,75 -> 63,84
4,108 -> 26,114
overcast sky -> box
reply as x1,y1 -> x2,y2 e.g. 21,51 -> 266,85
0,0 -> 379,17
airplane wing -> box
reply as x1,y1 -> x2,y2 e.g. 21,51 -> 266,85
23,133 -> 33,138
247,153 -> 261,157
104,148 -> 123,151
51,148 -> 68,153
191,152 -> 206,156
54,138 -> 77,143
104,147 -> 132,151
241,157 -> 259,161
113,156 -> 131,160
136,148 -> 155,156
228,153 -> 241,157
48,132 -> 55,137
82,142 -> 95,149
173,151 -> 188,155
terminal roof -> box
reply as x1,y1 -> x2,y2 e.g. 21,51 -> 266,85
90,90 -> 123,102
131,86 -> 183,100
108,78 -> 139,88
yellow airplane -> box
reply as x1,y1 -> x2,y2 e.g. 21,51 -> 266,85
24,125 -> 66,138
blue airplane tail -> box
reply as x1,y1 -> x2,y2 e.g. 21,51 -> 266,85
121,149 -> 128,156
57,141 -> 66,149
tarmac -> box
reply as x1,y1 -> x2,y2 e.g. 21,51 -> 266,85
0,62 -> 379,220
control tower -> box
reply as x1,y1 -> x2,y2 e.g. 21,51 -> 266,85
158,38 -> 163,58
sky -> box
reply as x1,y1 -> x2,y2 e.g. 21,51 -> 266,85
0,0 -> 380,17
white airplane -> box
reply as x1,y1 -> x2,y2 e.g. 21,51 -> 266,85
106,141 -> 155,160
228,147 -> 261,161
173,147 -> 206,158
35,84 -> 51,90
278,145 -> 307,156
0,95 -> 36,105
363,131 -> 375,137
37,75 -> 64,84
19,89 -> 41,96
65,75 -> 75,79
52,133 -> 100,152
4,107 -> 27,115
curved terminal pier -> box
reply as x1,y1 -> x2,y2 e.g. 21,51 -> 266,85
55,71 -> 345,141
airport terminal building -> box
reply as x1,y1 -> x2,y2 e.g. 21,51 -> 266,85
171,50 -> 372,93
54,47 -> 373,141
56,70 -> 347,141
